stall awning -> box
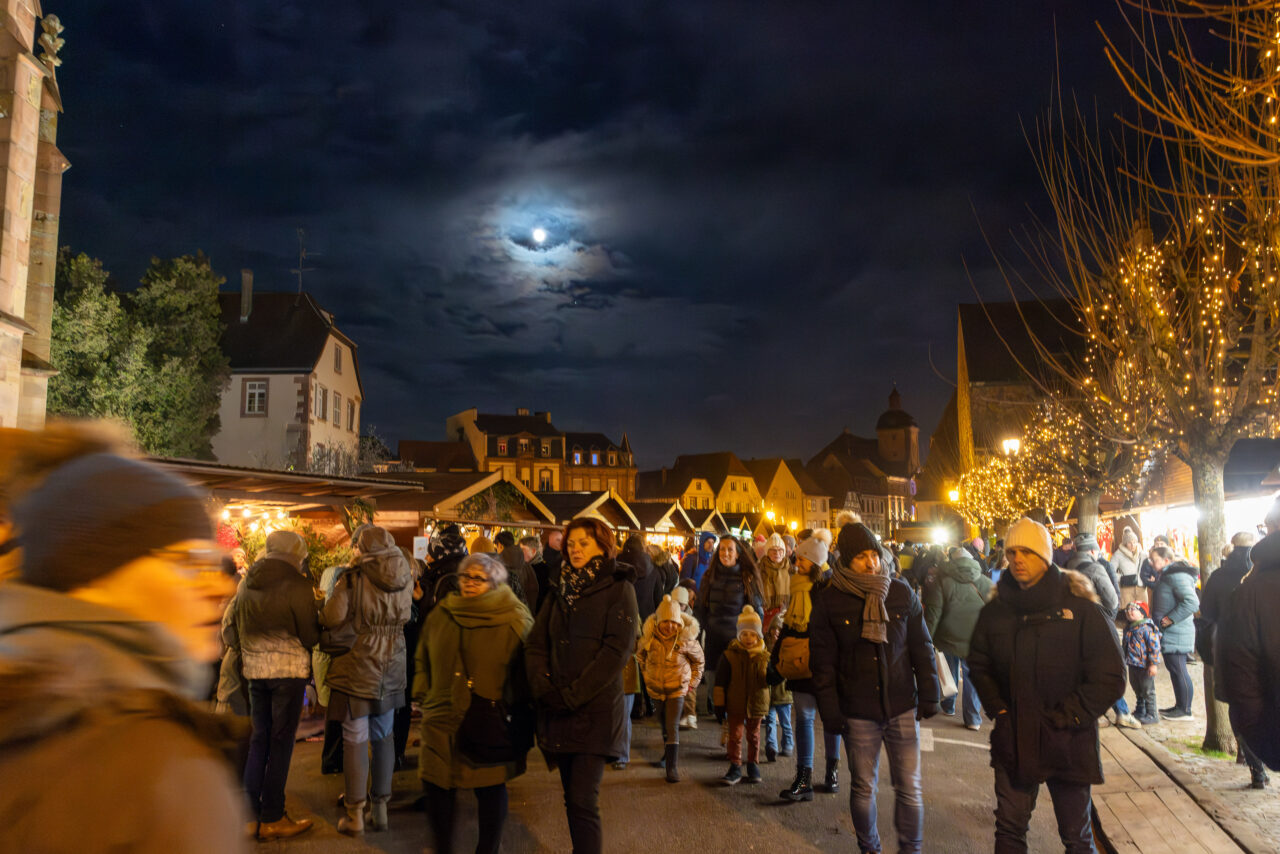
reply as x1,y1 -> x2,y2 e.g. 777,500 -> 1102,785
152,457 -> 424,510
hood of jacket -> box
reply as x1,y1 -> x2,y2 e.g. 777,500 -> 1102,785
941,554 -> 982,584
992,565 -> 1099,613
644,610 -> 700,644
1162,560 -> 1199,581
244,556 -> 307,590
438,584 -> 527,631
1249,530 -> 1280,573
354,544 -> 412,593
0,583 -> 214,750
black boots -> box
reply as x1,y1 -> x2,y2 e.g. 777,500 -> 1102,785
780,767 -> 814,802
815,757 -> 840,794
1251,769 -> 1270,790
664,744 -> 680,783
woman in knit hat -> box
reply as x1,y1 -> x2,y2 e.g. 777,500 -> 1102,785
637,593 -> 704,782
694,536 -> 765,728
772,534 -> 843,801
713,605 -> 771,785
0,449 -> 248,852
810,522 -> 940,854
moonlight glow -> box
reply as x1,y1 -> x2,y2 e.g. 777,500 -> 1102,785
532,227 -> 547,244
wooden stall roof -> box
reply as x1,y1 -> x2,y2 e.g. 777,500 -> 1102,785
628,501 -> 695,534
534,490 -> 642,530
152,457 -> 424,508
368,470 -> 556,524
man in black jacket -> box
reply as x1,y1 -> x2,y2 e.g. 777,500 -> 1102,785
969,518 -> 1124,854
810,523 -> 939,854
1218,499 -> 1280,777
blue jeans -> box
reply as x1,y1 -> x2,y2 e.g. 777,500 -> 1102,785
940,654 -> 983,727
244,677 -> 307,823
993,764 -> 1095,853
619,694 -> 635,763
793,691 -> 843,768
764,704 -> 794,753
844,710 -> 923,854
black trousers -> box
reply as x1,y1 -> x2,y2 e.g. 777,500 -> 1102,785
424,781 -> 508,854
554,753 -> 607,854
244,677 -> 307,823
993,765 -> 1095,853
657,695 -> 684,745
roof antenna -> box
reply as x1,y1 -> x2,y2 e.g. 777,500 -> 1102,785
290,228 -> 316,301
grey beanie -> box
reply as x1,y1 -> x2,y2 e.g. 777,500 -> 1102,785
12,453 -> 212,591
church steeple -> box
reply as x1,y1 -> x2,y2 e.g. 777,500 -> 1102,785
876,386 -> 919,472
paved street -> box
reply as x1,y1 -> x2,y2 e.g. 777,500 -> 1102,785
269,712 -> 1062,852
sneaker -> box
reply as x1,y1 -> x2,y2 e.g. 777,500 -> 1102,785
1161,709 -> 1195,721
1135,714 -> 1160,726
1117,713 -> 1142,729
686,715 -> 698,730
611,761 -> 628,770
746,762 -> 762,783
965,722 -> 981,731
1158,706 -> 1180,716
720,764 -> 743,786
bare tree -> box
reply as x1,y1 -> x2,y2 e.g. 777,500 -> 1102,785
1019,1 -> 1280,751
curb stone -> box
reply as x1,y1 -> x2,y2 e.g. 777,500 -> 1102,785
1117,726 -> 1276,854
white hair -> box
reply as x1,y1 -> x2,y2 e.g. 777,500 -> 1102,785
458,552 -> 508,586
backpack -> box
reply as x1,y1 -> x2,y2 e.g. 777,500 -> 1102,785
776,634 -> 811,680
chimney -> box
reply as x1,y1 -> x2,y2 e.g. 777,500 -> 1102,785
516,407 -> 530,416
240,269 -> 254,322
536,410 -> 551,423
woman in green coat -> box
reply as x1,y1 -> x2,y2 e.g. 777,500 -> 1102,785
415,553 -> 533,854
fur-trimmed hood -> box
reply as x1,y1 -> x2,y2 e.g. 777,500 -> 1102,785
989,565 -> 1100,610
640,610 -> 700,645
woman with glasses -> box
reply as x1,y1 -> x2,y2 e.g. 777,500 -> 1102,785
321,524 -> 413,834
0,450 -> 246,852
416,553 -> 533,854
526,519 -> 638,854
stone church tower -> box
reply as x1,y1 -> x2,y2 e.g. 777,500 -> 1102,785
0,1 -> 67,429
876,387 -> 920,473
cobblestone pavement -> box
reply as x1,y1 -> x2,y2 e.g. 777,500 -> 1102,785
1120,656 -> 1280,853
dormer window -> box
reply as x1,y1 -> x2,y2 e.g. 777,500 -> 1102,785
590,452 -> 600,466
541,442 -> 550,457
608,452 -> 616,466
573,451 -> 582,465
497,440 -> 508,455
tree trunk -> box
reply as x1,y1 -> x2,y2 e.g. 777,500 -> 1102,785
1189,454 -> 1235,755
1076,489 -> 1102,536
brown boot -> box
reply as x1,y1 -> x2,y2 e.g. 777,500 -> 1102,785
256,815 -> 313,840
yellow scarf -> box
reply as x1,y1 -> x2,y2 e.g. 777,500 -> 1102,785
786,572 -> 814,632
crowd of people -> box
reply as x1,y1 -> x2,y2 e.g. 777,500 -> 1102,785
0,434 -> 1277,853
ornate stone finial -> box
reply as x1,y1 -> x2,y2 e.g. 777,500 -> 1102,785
38,15 -> 65,70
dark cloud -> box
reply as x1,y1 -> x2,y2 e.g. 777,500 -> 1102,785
53,0 -> 1125,465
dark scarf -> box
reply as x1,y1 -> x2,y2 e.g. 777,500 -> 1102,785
560,555 -> 605,606
829,560 -> 892,643
995,563 -> 1062,615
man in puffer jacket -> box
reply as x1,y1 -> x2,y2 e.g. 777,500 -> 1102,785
225,529 -> 321,840
969,518 -> 1124,854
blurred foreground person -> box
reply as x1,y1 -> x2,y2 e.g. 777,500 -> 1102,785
0,450 -> 247,853
321,524 -> 413,834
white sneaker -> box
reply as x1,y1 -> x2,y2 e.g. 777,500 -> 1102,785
1117,713 -> 1142,729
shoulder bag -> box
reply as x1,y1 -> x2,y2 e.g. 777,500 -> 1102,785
455,624 -> 521,765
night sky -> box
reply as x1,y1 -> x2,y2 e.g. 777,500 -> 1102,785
52,1 -> 1126,467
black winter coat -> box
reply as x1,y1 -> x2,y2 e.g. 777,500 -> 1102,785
968,566 -> 1125,786
1218,532 -> 1280,771
809,578 -> 939,727
695,562 -> 765,666
525,559 -> 639,761
1198,546 -> 1251,665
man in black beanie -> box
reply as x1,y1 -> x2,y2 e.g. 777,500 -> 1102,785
0,450 -> 250,852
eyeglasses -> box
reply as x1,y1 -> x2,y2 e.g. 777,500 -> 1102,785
459,572 -> 491,585
151,547 -> 225,579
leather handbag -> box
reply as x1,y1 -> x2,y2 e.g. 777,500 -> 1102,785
456,647 -> 518,765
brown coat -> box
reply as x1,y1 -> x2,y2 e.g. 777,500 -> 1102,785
638,612 -> 704,700
714,639 -> 771,719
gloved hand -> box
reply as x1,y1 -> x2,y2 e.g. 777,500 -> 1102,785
917,701 -> 940,720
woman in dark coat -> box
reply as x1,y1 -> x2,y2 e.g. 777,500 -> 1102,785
526,519 -> 639,854
694,536 -> 765,718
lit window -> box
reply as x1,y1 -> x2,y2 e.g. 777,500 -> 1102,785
498,441 -> 508,455
541,442 -> 550,457
573,451 -> 582,465
590,452 -> 599,465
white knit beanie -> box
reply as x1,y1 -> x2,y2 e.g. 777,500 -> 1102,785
765,533 -> 787,554
1005,517 -> 1053,566
795,536 -> 828,568
656,594 -> 681,625
737,605 -> 762,639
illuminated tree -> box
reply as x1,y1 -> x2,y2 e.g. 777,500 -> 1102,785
957,451 -> 1072,531
1021,1 -> 1280,751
